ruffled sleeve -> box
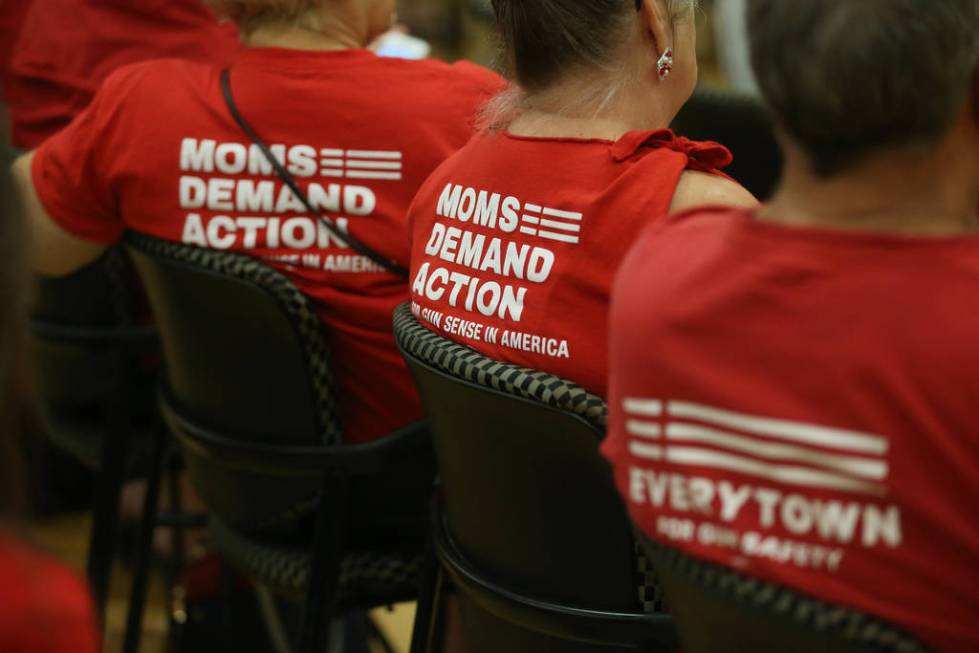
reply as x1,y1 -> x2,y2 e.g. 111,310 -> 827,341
610,129 -> 734,175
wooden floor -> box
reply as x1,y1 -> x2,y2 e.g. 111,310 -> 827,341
26,512 -> 416,653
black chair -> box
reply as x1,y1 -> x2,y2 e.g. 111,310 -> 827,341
671,87 -> 783,201
637,536 -> 927,653
393,304 -> 677,653
28,247 -> 164,622
126,234 -> 436,653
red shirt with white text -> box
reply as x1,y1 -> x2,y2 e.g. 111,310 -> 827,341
31,48 -> 504,443
602,207 -> 979,651
408,130 -> 732,396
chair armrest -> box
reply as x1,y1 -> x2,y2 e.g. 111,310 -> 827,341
433,503 -> 676,650
30,319 -> 159,351
160,384 -> 430,479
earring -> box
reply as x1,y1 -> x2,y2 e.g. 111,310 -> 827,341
657,48 -> 674,80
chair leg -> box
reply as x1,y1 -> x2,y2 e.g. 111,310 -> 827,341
298,476 -> 349,653
429,570 -> 448,653
409,536 -> 443,653
165,448 -> 186,583
121,419 -> 168,653
87,380 -> 131,622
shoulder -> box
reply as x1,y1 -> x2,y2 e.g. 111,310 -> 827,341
624,205 -> 749,271
117,56 -> 213,82
76,58 -> 211,132
612,207 -> 750,320
669,169 -> 758,213
385,56 -> 506,95
444,59 -> 508,92
97,57 -> 211,100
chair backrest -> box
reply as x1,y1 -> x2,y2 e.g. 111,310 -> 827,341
671,88 -> 783,201
126,233 -> 342,532
30,247 -> 140,408
642,539 -> 927,653
394,305 -> 658,653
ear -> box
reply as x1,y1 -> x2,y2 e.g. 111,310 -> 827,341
639,0 -> 672,58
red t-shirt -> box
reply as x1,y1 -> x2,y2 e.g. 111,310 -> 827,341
602,207 -> 979,651
0,537 -> 99,653
407,129 -> 732,397
31,48 -> 504,443
0,0 -> 30,95
7,0 -> 241,148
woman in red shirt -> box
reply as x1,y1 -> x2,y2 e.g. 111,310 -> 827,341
6,0 -> 241,149
603,1 -> 979,650
0,108 -> 99,653
13,0 -> 504,444
407,0 -> 755,398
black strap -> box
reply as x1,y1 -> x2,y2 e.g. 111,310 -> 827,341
219,68 -> 409,278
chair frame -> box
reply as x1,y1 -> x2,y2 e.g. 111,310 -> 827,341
410,495 -> 676,653
28,316 -> 194,653
27,317 -> 160,622
636,534 -> 928,653
158,381 -> 430,653
396,337 -> 677,653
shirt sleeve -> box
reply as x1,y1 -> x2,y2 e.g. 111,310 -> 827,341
30,67 -> 137,245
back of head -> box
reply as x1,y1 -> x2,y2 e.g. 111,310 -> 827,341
208,0 -> 318,32
747,0 -> 979,177
207,0 -> 393,41
490,0 -> 698,93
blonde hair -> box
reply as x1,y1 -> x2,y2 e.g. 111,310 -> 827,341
206,0 -> 322,32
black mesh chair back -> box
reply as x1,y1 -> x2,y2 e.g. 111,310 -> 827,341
640,538 -> 927,653
671,88 -> 783,201
30,247 -> 156,465
126,233 -> 341,532
128,236 -> 436,652
394,305 -> 674,653
28,246 -> 161,618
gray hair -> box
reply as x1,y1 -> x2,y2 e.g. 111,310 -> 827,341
747,0 -> 979,177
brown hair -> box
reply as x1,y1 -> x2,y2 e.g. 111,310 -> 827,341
490,0 -> 696,92
747,0 -> 979,177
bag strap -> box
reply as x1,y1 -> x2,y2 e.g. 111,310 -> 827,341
219,67 -> 409,278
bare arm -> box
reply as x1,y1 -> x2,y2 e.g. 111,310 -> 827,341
669,170 -> 760,214
11,152 -> 106,277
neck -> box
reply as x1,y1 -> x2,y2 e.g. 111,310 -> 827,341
761,138 -> 979,237
244,15 -> 366,52
507,73 -> 670,141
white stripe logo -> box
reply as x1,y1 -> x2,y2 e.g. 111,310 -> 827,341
520,204 -> 583,245
319,149 -> 403,181
622,398 -> 890,496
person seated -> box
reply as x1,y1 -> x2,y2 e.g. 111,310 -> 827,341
12,0 -> 504,444
0,105 -> 99,653
5,0 -> 241,150
602,1 -> 979,650
407,0 -> 755,397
